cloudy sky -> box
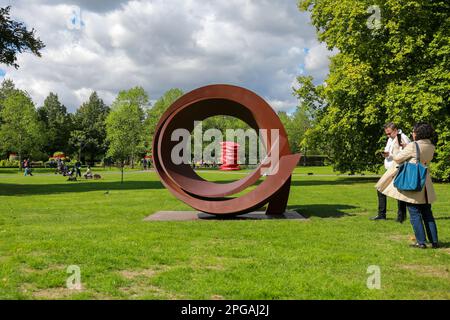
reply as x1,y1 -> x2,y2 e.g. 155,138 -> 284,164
1,0 -> 334,113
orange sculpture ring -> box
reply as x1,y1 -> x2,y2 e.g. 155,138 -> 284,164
153,84 -> 301,215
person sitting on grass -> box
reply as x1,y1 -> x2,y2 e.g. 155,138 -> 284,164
67,166 -> 76,177
84,166 -> 93,179
66,167 -> 77,181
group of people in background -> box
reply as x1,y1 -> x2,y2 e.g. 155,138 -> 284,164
373,122 -> 439,249
24,157 -> 94,180
141,158 -> 151,170
53,158 -> 82,178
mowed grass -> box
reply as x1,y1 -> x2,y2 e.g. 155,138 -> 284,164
0,168 -> 449,300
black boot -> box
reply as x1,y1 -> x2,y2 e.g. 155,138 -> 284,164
373,192 -> 387,220
396,201 -> 407,223
396,211 -> 406,223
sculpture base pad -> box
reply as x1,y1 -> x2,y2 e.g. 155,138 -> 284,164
144,211 -> 306,222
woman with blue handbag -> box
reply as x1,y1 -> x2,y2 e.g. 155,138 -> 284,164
376,123 -> 439,249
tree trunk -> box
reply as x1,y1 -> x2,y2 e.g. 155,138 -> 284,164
18,152 -> 22,172
121,161 -> 124,184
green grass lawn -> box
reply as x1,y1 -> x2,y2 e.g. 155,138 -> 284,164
0,167 -> 449,300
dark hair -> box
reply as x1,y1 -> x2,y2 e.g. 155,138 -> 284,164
413,122 -> 435,141
384,122 -> 397,130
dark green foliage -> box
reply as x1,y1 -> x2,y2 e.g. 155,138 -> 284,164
37,93 -> 73,155
0,6 -> 45,69
144,88 -> 184,152
71,92 -> 110,163
297,0 -> 450,180
0,90 -> 43,167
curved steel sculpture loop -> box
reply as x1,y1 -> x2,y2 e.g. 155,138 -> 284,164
153,84 -> 301,216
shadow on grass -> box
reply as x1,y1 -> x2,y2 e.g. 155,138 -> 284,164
0,175 -> 380,197
435,216 -> 450,221
290,177 -> 380,187
195,177 -> 378,187
0,180 -> 164,196
288,204 -> 358,218
435,242 -> 450,249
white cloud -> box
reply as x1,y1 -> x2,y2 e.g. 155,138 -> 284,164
304,43 -> 338,80
2,0 -> 335,113
267,99 -> 297,113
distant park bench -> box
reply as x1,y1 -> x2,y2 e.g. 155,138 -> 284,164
30,161 -> 45,168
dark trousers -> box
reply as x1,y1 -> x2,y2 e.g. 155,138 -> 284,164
407,204 -> 438,245
377,191 -> 407,216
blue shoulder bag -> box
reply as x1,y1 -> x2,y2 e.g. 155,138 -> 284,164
393,142 -> 428,191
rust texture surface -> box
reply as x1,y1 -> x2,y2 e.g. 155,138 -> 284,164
152,84 -> 301,216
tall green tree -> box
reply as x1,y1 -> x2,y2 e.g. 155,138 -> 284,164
72,92 -> 109,164
37,92 -> 72,155
106,87 -> 147,183
278,107 -> 313,156
0,79 -> 16,104
0,90 -> 43,169
112,86 -> 148,168
69,130 -> 87,162
0,79 -> 17,127
144,88 -> 184,153
0,6 -> 45,69
297,0 -> 450,179
0,79 -> 17,157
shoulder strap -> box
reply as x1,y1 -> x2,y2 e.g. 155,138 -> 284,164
414,142 -> 421,163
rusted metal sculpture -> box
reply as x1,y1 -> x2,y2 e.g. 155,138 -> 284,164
152,84 -> 301,216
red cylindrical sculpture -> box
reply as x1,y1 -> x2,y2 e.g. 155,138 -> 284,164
220,142 -> 240,171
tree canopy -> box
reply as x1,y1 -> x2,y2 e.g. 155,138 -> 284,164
106,87 -> 147,182
0,6 -> 45,69
72,92 -> 110,164
0,80 -> 192,170
0,90 -> 43,166
144,88 -> 184,152
37,93 -> 72,155
297,0 -> 450,180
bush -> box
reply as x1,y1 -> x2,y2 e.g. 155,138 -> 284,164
0,159 -> 20,168
29,151 -> 50,162
66,159 -> 78,167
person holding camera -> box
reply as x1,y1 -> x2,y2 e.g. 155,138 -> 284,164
377,123 -> 438,249
372,123 -> 410,222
